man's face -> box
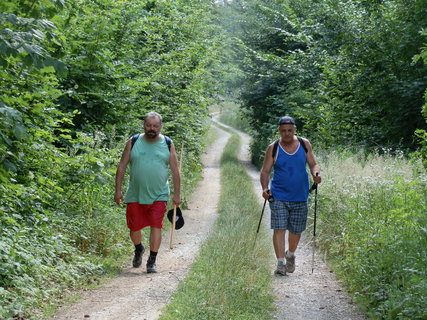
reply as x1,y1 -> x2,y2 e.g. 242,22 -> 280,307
144,116 -> 162,139
278,124 -> 296,142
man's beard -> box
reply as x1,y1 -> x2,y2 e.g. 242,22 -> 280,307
145,131 -> 159,139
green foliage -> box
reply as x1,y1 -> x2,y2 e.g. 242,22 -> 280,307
55,0 -> 222,134
0,0 -> 67,73
160,133 -> 274,320
217,100 -> 252,134
1,0 -> 223,318
414,129 -> 427,168
220,0 -> 427,164
412,28 -> 427,168
0,127 -> 129,318
317,151 -> 427,319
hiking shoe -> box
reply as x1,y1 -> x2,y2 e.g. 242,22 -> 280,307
132,246 -> 144,268
274,261 -> 286,276
146,257 -> 157,273
285,251 -> 295,273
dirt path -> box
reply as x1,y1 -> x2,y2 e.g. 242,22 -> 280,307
51,125 -> 230,320
214,119 -> 366,320
52,118 -> 366,320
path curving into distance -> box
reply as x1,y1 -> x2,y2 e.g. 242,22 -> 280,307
213,117 -> 366,320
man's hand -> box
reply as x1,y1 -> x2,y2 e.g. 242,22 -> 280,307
262,189 -> 271,200
173,194 -> 181,207
114,190 -> 124,206
313,172 -> 322,185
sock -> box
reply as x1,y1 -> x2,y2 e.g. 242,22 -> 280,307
149,251 -> 158,263
135,243 -> 143,252
286,250 -> 295,258
277,258 -> 284,264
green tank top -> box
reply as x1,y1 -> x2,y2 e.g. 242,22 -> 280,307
124,134 -> 171,204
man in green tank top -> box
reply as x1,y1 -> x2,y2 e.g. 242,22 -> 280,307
114,112 -> 181,273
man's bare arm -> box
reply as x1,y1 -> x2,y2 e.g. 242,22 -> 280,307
304,138 -> 321,185
114,140 -> 132,206
169,143 -> 181,206
260,144 -> 274,199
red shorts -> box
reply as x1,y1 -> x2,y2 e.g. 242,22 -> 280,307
126,201 -> 168,231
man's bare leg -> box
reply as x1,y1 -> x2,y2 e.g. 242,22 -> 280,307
150,227 -> 162,252
130,230 -> 144,268
147,227 -> 161,273
130,230 -> 142,245
273,230 -> 286,275
288,232 -> 301,253
285,232 -> 300,273
273,230 -> 286,258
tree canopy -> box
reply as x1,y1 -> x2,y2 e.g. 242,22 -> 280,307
220,0 -> 427,165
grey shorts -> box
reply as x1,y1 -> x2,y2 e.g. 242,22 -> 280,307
269,199 -> 308,234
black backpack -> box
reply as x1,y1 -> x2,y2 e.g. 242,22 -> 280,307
272,136 -> 307,159
130,133 -> 172,151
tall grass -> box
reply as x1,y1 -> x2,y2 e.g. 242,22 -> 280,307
159,133 -> 274,319
317,151 -> 427,319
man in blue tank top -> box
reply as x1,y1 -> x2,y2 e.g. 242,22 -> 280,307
260,116 -> 321,276
114,112 -> 181,273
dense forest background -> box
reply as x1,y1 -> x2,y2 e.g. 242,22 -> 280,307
219,0 -> 427,166
1,0 -> 426,319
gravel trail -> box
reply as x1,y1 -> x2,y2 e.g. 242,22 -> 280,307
51,125 -> 230,320
214,118 -> 366,320
52,118 -> 365,320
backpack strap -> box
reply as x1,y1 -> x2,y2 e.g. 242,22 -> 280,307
164,135 -> 172,151
131,133 -> 141,149
271,136 -> 308,159
297,136 -> 308,154
272,139 -> 280,159
130,133 -> 172,151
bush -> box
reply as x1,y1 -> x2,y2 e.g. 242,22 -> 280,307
317,151 -> 427,319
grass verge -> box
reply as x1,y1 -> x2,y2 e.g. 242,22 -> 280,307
210,102 -> 427,319
317,151 -> 427,319
159,133 -> 275,319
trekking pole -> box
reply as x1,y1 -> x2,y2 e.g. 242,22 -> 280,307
311,174 -> 319,273
170,141 -> 184,249
253,198 -> 267,249
257,198 -> 267,233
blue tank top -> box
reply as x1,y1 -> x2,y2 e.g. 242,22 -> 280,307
271,142 -> 309,202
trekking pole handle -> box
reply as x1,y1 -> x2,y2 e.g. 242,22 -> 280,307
309,172 -> 319,193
